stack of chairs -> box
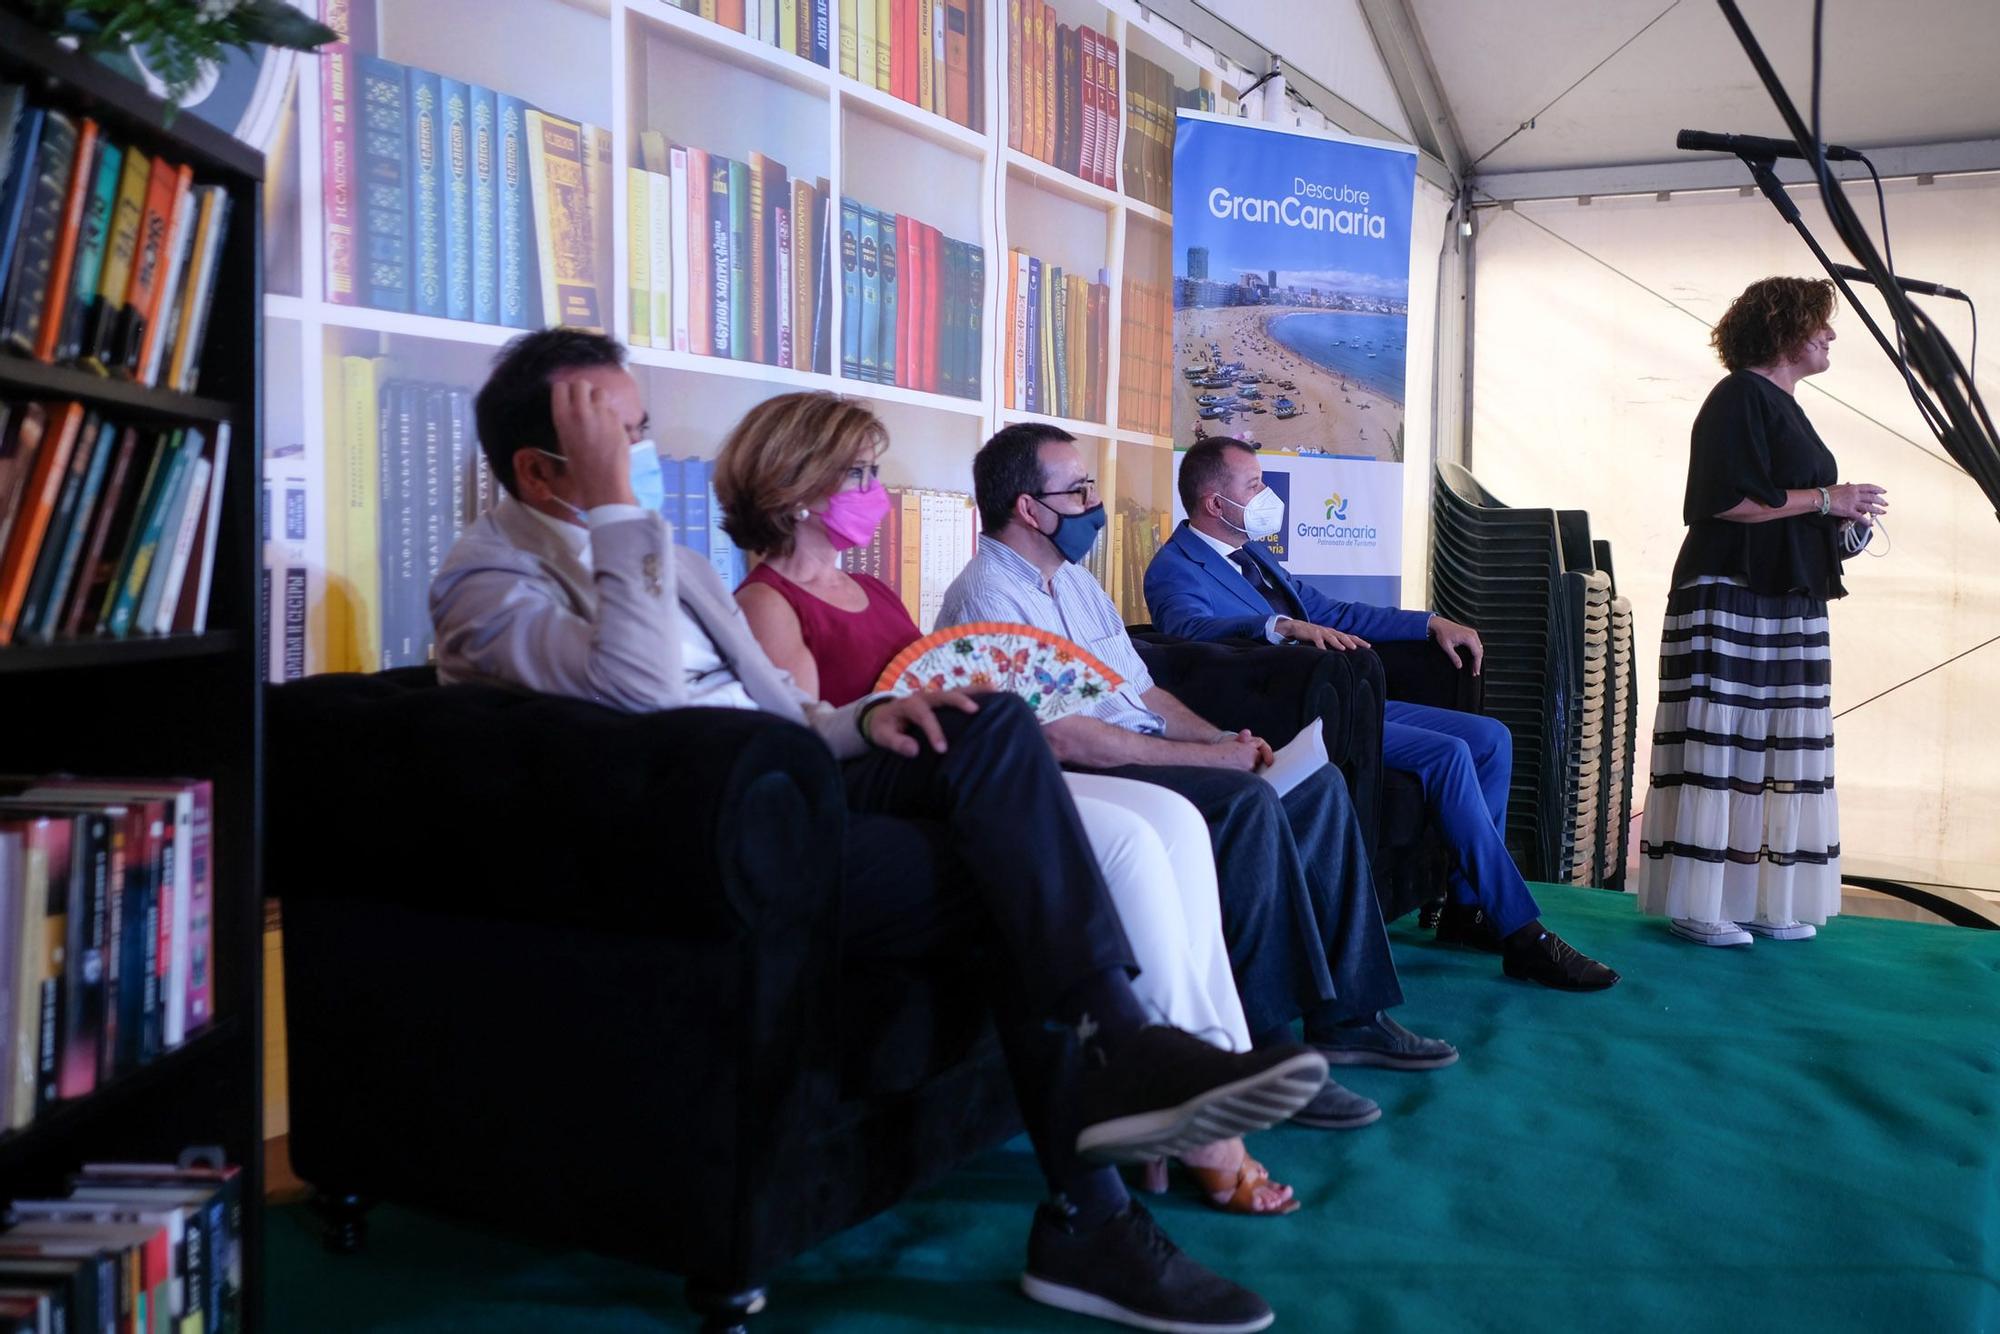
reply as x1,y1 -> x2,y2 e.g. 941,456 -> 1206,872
1429,463 -> 1638,888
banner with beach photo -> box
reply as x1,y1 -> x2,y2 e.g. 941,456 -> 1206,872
1170,112 -> 1417,604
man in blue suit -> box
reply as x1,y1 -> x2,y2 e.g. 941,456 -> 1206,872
1146,437 -> 1618,991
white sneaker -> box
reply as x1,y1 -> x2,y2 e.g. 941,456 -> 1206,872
1670,918 -> 1753,947
1742,919 -> 1817,941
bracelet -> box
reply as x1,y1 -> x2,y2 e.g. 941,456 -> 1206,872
1815,486 -> 1831,517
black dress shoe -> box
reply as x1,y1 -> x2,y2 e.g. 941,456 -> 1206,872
1503,929 -> 1620,991
1417,896 -> 1447,931
1074,1027 -> 1327,1163
1434,901 -> 1505,954
1023,1199 -> 1274,1332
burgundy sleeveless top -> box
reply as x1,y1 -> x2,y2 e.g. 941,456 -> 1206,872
741,563 -> 921,707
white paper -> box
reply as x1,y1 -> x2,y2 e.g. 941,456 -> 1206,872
1257,717 -> 1329,798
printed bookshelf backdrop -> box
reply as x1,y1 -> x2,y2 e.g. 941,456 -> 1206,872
1170,112 -> 1415,607
257,0 -> 1275,677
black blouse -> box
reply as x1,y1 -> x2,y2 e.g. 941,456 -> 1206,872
1670,369 -> 1847,600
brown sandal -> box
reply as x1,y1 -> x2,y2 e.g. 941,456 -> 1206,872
1138,1153 -> 1300,1216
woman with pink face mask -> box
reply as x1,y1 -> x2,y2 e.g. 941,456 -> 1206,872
714,392 -> 1301,1218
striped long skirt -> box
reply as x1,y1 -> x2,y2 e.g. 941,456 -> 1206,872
1636,576 -> 1841,925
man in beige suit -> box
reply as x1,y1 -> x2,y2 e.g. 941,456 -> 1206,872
430,329 -> 1327,1334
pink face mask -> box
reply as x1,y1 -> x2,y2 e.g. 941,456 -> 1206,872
819,480 -> 891,549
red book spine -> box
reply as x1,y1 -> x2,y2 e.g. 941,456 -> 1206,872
922,223 -> 941,394
1097,30 -> 1120,189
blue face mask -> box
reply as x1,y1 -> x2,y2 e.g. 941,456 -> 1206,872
1042,501 -> 1108,564
628,439 -> 666,514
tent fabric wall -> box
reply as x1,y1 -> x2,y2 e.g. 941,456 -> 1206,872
1467,174 -> 2000,889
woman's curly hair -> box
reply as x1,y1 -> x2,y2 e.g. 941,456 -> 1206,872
1710,276 -> 1836,371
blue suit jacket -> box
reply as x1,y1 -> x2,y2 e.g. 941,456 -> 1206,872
1144,521 -> 1431,644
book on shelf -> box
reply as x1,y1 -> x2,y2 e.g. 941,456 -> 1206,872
674,0 -> 833,69
1002,248 -> 1106,422
0,400 -> 230,648
1006,5 -> 1114,189
837,198 -> 982,400
315,22 -> 613,333
835,484 -> 974,633
1111,496 -> 1170,623
0,85 -> 232,392
655,453 -> 748,593
638,132 -> 832,371
1118,275 -> 1171,437
0,780 -> 217,1134
0,1158 -> 243,1334
1120,51 -> 1188,213
262,442 -> 310,683
840,0 -> 982,129
318,369 -> 484,674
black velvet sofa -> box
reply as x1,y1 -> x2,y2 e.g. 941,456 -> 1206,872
264,635 -> 1478,1328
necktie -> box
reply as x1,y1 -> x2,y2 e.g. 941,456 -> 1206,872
1229,549 -> 1292,617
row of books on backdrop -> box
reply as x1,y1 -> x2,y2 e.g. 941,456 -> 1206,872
836,487 -> 976,633
663,0 -> 833,69
306,360 -> 490,675
0,1159 -> 244,1334
1100,497 -> 1170,625
321,38 -> 614,332
0,779 -> 217,1134
656,455 -> 750,595
1006,6 -> 1121,191
838,199 -> 985,398
1120,52 -> 1217,213
1003,250 -> 1109,423
0,84 -> 232,391
1117,276 -> 1172,437
837,0 -> 986,133
0,403 -> 231,648
625,131 -> 835,375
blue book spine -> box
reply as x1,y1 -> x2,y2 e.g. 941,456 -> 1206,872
812,0 -> 831,66
878,210 -> 898,387
357,56 -> 411,312
705,478 -> 737,590
470,86 -> 498,325
680,457 -> 711,562
658,454 -> 684,533
726,158 -> 751,360
857,205 -> 881,384
33,419 -> 116,640
495,93 -> 534,328
406,70 -> 444,318
839,196 -> 861,379
1050,263 -> 1068,417
1024,255 -> 1041,413
419,386 -> 446,660
0,107 -> 46,302
440,78 -> 472,321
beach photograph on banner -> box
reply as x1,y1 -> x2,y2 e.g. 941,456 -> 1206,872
1170,112 -> 1418,463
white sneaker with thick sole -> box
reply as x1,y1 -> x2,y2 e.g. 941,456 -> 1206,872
1670,918 -> 1753,947
1743,919 -> 1817,940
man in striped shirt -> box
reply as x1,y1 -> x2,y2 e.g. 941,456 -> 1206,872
940,422 -> 1457,1130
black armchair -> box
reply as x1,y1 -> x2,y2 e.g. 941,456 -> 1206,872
266,668 -> 1022,1331
1132,633 -> 1482,923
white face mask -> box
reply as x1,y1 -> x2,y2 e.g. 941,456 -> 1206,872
1219,488 -> 1284,541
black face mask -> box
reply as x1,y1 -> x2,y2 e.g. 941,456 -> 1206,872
1040,501 -> 1108,563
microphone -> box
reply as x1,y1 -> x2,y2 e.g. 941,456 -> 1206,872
1829,262 -> 1969,302
1675,128 -> 1863,162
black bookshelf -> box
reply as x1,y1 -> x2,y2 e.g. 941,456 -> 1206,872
0,8 -> 265,1330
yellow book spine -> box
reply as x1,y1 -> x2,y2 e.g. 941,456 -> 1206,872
626,167 -> 651,346
318,349 -> 347,674
86,151 -> 152,372
897,489 -> 922,626
780,0 -> 798,53
917,0 -> 935,111
840,0 -> 858,79
340,354 -> 382,672
875,0 -> 892,89
858,0 -> 877,89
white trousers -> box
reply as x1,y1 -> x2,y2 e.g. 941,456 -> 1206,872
1062,772 -> 1249,1051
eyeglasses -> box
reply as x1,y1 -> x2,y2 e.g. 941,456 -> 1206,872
1032,478 -> 1099,507
843,463 -> 882,487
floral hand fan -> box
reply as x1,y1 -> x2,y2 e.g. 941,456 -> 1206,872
874,621 -> 1124,723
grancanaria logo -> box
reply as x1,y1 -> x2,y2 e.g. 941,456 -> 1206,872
1323,494 -> 1350,521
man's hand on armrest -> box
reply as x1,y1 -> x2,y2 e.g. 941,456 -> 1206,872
1427,614 -> 1484,675
1275,617 -> 1370,652
1044,713 -> 1268,772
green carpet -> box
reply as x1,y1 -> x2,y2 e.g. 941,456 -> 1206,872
266,885 -> 2000,1331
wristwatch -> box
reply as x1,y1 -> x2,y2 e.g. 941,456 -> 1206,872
1815,486 -> 1832,517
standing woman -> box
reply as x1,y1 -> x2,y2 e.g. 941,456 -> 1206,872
1638,276 -> 1887,945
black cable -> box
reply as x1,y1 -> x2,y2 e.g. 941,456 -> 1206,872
1832,632 -> 2000,721
1466,0 -> 1682,169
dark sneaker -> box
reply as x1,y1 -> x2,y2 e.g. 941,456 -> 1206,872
1287,1077 -> 1382,1130
1504,929 -> 1621,991
1417,896 -> 1447,931
1022,1199 -> 1275,1333
1310,1012 -> 1459,1070
1434,901 -> 1505,954
1075,1026 -> 1327,1163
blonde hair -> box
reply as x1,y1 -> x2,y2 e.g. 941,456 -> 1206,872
712,392 -> 889,556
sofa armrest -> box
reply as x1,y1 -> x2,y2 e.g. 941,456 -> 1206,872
1132,634 -> 1382,750
1372,639 -> 1483,713
266,671 -> 847,941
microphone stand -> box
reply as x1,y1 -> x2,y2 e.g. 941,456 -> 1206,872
1735,153 -> 1945,436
